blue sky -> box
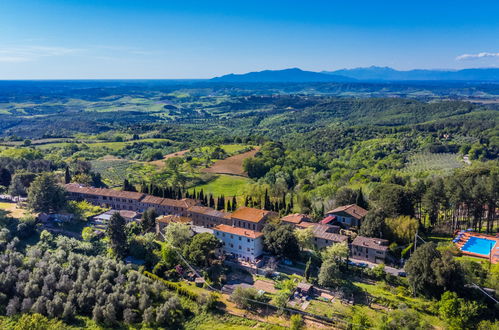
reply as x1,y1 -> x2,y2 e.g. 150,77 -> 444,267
1,0 -> 499,79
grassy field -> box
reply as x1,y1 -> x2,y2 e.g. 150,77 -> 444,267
403,152 -> 463,174
0,202 -> 31,218
189,174 -> 251,197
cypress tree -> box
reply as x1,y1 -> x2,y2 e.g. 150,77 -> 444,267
232,196 -> 237,211
64,167 -> 71,184
356,188 -> 368,209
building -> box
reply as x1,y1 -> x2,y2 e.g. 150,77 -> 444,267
325,204 -> 368,228
230,207 -> 277,231
65,184 -> 198,216
155,214 -> 192,236
188,205 -> 231,228
213,224 -> 264,262
311,224 -> 348,249
351,236 -> 389,264
281,213 -> 312,227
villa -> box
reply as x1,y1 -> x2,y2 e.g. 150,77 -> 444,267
213,224 -> 264,262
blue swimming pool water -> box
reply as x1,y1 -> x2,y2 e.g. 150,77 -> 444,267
461,237 -> 496,256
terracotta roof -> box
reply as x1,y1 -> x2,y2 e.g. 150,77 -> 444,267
188,205 -> 231,218
327,204 -> 368,219
156,214 -> 192,224
214,224 -> 263,239
65,184 -> 144,200
141,195 -> 166,205
296,222 -> 315,229
281,213 -> 311,224
320,215 -> 336,225
312,224 -> 348,243
352,236 -> 389,251
160,198 -> 197,208
231,207 -> 276,223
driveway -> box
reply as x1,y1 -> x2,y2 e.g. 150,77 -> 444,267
349,258 -> 403,276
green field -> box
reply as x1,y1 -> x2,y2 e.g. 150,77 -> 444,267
36,138 -> 172,151
403,152 -> 464,174
90,158 -> 137,186
189,174 -> 251,197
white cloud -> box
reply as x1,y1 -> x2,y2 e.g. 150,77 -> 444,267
456,52 -> 499,61
0,45 -> 83,62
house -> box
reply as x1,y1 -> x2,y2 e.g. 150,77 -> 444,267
65,184 -> 199,217
325,204 -> 368,228
296,282 -> 314,296
155,214 -> 192,236
281,213 -> 312,227
188,205 -> 231,228
351,236 -> 389,264
311,224 -> 348,249
213,224 -> 264,262
230,207 -> 277,231
93,209 -> 140,223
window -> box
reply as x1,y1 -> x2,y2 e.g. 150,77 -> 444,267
247,248 -> 250,252
230,235 -> 233,239
230,244 -> 233,248
238,237 -> 241,241
247,238 -> 250,243
239,245 -> 242,250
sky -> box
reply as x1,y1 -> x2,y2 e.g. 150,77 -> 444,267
1,0 -> 499,79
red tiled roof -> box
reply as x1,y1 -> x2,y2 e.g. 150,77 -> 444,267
320,215 -> 336,225
64,184 -> 144,200
281,213 -> 311,224
231,207 -> 276,223
312,224 -> 348,243
188,205 -> 231,218
214,224 -> 263,239
156,215 -> 192,224
352,236 -> 389,251
327,204 -> 368,219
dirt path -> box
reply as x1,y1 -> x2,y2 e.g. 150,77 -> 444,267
201,147 -> 260,177
149,149 -> 190,167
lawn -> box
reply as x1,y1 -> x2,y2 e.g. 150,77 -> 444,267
189,174 -> 251,197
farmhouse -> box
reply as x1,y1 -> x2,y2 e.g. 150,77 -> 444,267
188,205 -> 231,228
213,224 -> 264,262
281,213 -> 312,226
65,184 -> 198,216
311,224 -> 348,249
230,207 -> 277,231
155,214 -> 192,236
325,204 -> 368,228
351,236 -> 389,264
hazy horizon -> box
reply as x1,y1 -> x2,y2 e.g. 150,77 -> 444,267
2,0 -> 499,79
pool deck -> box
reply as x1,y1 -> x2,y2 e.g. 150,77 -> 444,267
454,232 -> 499,264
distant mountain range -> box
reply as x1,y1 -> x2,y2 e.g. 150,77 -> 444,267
211,66 -> 499,82
211,68 -> 354,83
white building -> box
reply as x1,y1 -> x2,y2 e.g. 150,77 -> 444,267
213,224 -> 264,262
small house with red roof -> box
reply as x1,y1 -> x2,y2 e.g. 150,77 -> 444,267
325,204 -> 368,228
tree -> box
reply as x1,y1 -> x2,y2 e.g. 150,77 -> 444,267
0,168 -> 12,187
385,216 -> 419,244
438,291 -> 484,330
318,258 -> 341,288
230,286 -> 262,309
164,222 -> 191,249
64,167 -> 71,184
355,188 -> 368,210
380,305 -> 430,330
27,174 -> 66,213
9,172 -> 37,197
106,212 -> 128,258
334,187 -> 357,206
290,314 -> 304,330
304,257 -> 312,281
294,227 -> 314,251
185,232 -> 220,267
263,221 -> 300,259
359,209 -> 387,238
141,207 -> 157,233
404,242 -> 442,297
369,184 -> 414,217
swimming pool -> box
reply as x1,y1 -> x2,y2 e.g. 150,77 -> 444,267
461,237 -> 496,256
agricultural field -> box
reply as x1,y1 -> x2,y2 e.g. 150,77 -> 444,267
201,147 -> 260,176
403,152 -> 464,174
90,157 -> 137,187
0,202 -> 32,218
36,138 -> 172,151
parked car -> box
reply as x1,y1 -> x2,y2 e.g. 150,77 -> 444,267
398,271 -> 407,277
